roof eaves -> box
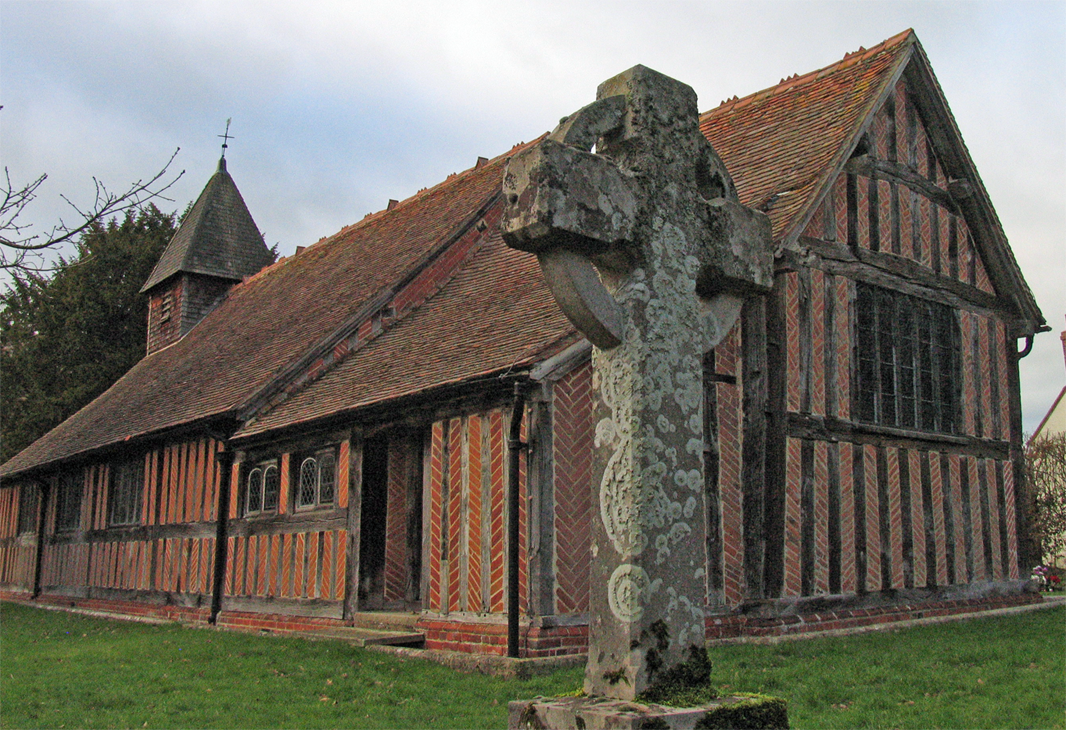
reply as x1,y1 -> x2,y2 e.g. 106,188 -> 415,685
231,364 -> 539,447
0,411 -> 239,484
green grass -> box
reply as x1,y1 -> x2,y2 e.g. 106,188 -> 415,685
0,603 -> 577,729
1,601 -> 1063,729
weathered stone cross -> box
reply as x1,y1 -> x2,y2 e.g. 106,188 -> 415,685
502,66 -> 772,700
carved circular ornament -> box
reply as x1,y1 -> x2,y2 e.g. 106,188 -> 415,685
608,563 -> 650,623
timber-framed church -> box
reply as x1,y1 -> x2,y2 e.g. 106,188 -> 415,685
1,31 -> 1048,655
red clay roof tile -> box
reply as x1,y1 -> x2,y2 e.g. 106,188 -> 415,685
11,29 -> 1011,476
1,148 -> 526,478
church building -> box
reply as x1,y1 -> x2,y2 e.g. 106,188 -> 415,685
0,30 -> 1047,656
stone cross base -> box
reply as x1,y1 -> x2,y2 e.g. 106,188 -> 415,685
508,695 -> 789,730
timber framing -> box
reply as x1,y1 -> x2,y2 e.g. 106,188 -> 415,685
1,30 -> 1048,658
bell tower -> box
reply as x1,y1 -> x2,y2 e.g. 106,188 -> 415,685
141,155 -> 273,354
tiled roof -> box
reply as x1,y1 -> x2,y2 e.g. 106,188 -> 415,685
236,225 -> 577,439
701,29 -> 914,241
1,150 -> 520,478
234,36 -> 919,439
4,29 -> 1040,477
141,158 -> 275,292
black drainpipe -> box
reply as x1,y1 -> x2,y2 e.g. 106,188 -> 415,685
210,444 -> 235,625
1016,334 -> 1035,359
507,382 -> 528,658
31,480 -> 50,599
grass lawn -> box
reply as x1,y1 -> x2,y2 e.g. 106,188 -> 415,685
1,601 -> 1063,729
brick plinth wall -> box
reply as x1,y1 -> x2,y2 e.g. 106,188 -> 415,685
4,590 -> 1042,658
28,593 -> 212,624
417,617 -> 588,657
706,592 -> 1042,640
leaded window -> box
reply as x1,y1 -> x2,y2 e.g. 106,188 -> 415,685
108,459 -> 143,526
855,283 -> 959,434
18,484 -> 39,534
55,472 -> 83,532
245,461 -> 279,516
295,449 -> 337,510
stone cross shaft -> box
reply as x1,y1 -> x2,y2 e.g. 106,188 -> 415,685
501,66 -> 772,700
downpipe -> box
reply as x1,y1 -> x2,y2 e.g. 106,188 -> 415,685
507,382 -> 528,658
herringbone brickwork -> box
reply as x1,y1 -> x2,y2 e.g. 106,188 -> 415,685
488,411 -> 506,613
383,442 -> 409,602
783,437 -> 802,597
909,450 -> 926,587
552,362 -> 593,615
839,444 -> 856,593
425,409 -> 512,614
785,273 -> 800,412
428,422 -> 443,610
719,378 -> 743,605
466,415 -> 484,612
814,441 -> 830,594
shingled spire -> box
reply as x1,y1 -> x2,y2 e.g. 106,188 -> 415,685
141,157 -> 273,354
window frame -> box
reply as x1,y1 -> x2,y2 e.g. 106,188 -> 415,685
108,459 -> 143,527
293,447 -> 338,511
55,472 -> 83,533
18,484 -> 40,535
854,282 -> 960,435
244,459 -> 280,517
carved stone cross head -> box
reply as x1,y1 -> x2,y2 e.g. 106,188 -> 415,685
501,65 -> 773,701
501,64 -> 772,352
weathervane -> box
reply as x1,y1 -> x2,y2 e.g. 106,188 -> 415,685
218,118 -> 234,159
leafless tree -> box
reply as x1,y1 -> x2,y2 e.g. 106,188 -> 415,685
1025,431 -> 1066,567
1,150 -> 184,274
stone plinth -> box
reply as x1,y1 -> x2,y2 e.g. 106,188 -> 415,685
508,695 -> 789,730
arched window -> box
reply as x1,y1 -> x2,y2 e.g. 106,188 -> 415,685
245,461 -> 281,516
297,457 -> 318,508
245,467 -> 264,514
318,452 -> 336,505
294,448 -> 338,510
263,465 -> 280,511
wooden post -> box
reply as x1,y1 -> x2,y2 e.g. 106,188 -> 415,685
31,480 -> 50,599
344,433 -> 364,621
210,446 -> 234,624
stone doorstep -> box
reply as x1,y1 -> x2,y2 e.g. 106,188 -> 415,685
288,626 -> 426,648
347,610 -> 421,631
509,695 -> 774,730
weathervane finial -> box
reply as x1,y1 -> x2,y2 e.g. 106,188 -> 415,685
218,118 -> 234,160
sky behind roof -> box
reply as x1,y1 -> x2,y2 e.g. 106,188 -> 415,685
2,0 -> 1064,432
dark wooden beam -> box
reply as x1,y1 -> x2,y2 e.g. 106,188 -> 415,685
786,412 -> 1011,461
741,296 -> 768,600
785,238 -> 1006,316
31,481 -> 50,599
762,279 -> 789,598
845,157 -> 959,215
344,433 -> 364,621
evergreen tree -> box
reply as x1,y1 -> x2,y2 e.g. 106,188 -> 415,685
1,205 -> 177,462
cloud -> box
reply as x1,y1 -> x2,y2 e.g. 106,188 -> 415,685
1,0 -> 1062,428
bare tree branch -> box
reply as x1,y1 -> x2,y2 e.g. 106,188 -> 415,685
0,150 -> 184,275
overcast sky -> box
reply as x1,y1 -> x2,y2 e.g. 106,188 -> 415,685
2,0 -> 1063,432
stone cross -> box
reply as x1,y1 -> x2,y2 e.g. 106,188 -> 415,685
501,66 -> 772,700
